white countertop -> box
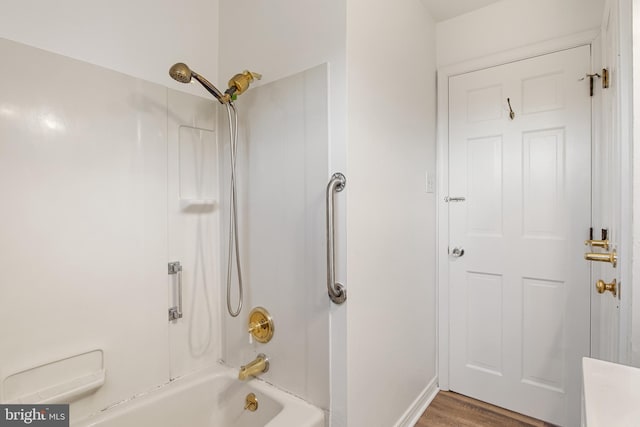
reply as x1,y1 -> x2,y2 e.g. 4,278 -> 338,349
582,357 -> 640,426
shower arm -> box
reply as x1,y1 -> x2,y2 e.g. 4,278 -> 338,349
191,72 -> 230,104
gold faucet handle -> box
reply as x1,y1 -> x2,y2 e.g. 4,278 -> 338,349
248,319 -> 267,334
248,307 -> 274,343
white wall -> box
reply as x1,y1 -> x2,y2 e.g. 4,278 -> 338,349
0,0 -> 219,96
346,0 -> 438,426
219,2 -> 439,426
437,0 -> 604,67
218,0 -> 348,422
630,0 -> 640,366
218,0 -> 347,170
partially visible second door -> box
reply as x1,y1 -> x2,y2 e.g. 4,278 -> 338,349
448,45 -> 592,426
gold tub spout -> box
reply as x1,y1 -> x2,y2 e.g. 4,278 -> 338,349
238,354 -> 269,380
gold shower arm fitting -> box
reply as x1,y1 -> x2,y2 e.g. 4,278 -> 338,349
228,70 -> 262,96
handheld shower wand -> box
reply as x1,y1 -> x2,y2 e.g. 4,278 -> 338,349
169,63 -> 261,317
169,63 -> 262,104
169,62 -> 229,104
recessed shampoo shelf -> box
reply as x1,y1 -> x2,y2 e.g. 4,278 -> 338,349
2,349 -> 105,405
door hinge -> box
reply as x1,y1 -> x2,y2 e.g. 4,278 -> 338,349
602,68 -> 610,89
581,69 -> 609,97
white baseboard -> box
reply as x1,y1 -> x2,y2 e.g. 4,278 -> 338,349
394,376 -> 439,427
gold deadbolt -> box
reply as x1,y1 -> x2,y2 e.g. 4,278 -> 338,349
585,249 -> 617,267
585,239 -> 609,251
245,393 -> 258,412
248,307 -> 274,343
596,279 -> 617,297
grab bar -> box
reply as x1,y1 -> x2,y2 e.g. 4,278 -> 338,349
326,173 -> 347,304
168,261 -> 183,321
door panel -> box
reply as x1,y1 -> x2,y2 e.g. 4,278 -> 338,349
448,45 -> 591,426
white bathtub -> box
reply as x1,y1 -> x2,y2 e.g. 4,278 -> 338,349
72,365 -> 324,427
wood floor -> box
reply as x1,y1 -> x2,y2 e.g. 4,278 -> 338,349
416,391 -> 556,426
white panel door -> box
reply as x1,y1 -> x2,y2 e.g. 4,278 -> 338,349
448,46 -> 591,426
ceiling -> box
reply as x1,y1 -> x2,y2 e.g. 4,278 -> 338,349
421,0 -> 504,22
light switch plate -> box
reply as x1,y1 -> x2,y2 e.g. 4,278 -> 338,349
426,171 -> 435,193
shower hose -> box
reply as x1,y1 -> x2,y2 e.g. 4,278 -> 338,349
225,103 -> 243,317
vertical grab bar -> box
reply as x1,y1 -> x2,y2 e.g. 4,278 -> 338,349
168,261 -> 183,321
327,173 -> 347,304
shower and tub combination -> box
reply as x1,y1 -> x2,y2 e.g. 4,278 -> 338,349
71,65 -> 329,426
0,36 -> 341,427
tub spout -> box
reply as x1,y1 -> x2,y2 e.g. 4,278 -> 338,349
238,353 -> 269,380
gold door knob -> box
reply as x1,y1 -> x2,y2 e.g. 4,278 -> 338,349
596,279 -> 617,297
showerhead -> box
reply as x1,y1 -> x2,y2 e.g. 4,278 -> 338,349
169,62 -> 192,84
169,62 -> 229,104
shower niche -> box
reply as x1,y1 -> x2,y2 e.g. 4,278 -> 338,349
177,125 -> 218,210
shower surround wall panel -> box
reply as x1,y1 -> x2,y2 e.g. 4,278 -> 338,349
167,90 -> 222,378
0,38 -> 220,420
221,65 -> 330,410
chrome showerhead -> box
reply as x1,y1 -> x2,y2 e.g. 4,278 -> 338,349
169,62 -> 192,84
169,62 -> 229,104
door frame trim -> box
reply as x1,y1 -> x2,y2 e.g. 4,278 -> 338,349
436,29 -> 601,390
614,0 -> 633,367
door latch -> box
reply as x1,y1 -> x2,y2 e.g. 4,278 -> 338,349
445,196 -> 466,203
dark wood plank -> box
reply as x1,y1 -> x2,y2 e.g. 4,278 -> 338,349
416,391 -> 556,427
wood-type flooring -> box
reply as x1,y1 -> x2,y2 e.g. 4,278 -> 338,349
416,391 -> 556,426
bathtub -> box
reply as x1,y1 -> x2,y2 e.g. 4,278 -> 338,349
72,364 -> 324,427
